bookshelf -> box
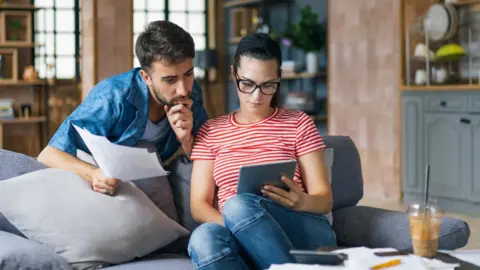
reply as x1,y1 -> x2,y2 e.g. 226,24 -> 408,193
0,2 -> 49,156
223,0 -> 329,134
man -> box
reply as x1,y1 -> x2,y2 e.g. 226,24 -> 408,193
37,21 -> 208,195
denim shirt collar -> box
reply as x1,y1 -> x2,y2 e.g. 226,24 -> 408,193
117,69 -> 151,147
129,68 -> 150,111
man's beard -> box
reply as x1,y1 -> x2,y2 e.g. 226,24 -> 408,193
151,86 -> 192,107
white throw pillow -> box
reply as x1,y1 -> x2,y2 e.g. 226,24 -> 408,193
0,168 -> 189,269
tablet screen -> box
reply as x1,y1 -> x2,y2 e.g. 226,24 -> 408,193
236,159 -> 297,195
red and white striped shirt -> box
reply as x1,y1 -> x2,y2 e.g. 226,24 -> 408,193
190,108 -> 326,212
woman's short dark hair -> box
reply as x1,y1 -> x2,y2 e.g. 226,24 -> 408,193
233,48 -> 282,107
135,20 -> 195,71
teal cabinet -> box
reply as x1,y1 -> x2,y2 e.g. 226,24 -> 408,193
402,91 -> 480,216
471,116 -> 480,202
402,95 -> 423,193
423,113 -> 470,200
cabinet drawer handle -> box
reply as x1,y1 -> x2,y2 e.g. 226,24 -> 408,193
460,118 -> 471,124
440,101 -> 447,107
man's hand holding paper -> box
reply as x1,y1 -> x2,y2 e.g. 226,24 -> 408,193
73,124 -> 169,191
89,168 -> 120,195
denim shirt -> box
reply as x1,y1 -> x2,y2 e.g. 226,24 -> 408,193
48,67 -> 208,161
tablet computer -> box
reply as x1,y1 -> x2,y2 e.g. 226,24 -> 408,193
237,159 -> 297,195
289,250 -> 348,265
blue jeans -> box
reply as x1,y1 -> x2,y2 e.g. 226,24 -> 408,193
188,193 -> 337,270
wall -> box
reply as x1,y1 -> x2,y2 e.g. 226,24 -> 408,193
328,0 -> 402,200
81,0 -> 133,99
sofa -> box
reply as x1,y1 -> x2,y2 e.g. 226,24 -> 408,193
0,136 -> 470,269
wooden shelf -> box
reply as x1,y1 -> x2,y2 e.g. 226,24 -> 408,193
224,0 -> 262,8
450,0 -> 480,6
282,72 -> 326,79
0,116 -> 46,124
0,42 -> 40,48
400,84 -> 480,91
0,80 -> 45,86
0,4 -> 41,10
229,37 -> 243,44
228,72 -> 326,82
224,0 -> 289,8
309,114 -> 328,121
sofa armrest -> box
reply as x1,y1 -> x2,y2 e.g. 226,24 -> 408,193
332,206 -> 470,251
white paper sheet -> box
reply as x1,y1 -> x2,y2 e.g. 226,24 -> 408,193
267,247 -> 460,270
336,247 -> 458,270
73,124 -> 169,181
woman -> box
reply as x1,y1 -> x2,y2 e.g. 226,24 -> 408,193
188,33 -> 336,270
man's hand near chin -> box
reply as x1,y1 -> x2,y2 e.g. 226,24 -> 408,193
165,98 -> 195,157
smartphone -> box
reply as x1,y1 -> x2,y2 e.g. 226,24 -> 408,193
374,251 -> 410,257
289,250 -> 348,265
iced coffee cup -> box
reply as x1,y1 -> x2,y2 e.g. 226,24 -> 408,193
407,200 -> 443,258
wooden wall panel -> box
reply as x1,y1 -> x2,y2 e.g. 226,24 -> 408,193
81,0 -> 96,100
81,0 -> 133,99
207,0 -> 227,117
328,0 -> 402,200
95,0 -> 133,83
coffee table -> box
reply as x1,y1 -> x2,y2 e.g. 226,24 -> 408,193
439,250 -> 480,269
269,247 -> 480,270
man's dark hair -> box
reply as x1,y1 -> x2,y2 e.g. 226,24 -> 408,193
135,20 -> 195,70
233,48 -> 281,107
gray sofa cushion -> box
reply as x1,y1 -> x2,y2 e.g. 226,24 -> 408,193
322,136 -> 363,210
166,155 -> 200,232
332,205 -> 471,250
102,253 -> 193,270
0,231 -> 72,270
0,149 -> 47,181
0,149 -> 46,237
132,142 -> 179,222
134,176 -> 178,222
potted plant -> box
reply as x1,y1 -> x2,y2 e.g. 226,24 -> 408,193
8,18 -> 23,41
283,5 -> 326,73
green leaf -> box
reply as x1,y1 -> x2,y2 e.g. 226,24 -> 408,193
282,5 -> 326,53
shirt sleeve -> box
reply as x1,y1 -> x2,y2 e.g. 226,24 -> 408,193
48,94 -> 118,157
191,79 -> 209,137
190,122 -> 215,160
295,111 -> 326,157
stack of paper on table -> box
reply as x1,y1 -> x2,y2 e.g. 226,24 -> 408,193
268,247 -> 460,270
73,124 -> 169,181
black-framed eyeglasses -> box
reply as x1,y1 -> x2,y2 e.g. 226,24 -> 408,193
235,73 -> 280,96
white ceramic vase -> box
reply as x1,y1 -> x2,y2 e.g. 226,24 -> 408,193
306,52 -> 317,73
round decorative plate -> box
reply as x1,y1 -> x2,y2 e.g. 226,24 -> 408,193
424,4 -> 450,41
